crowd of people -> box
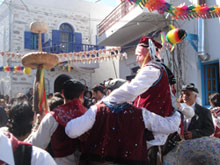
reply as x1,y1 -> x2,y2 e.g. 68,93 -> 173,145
0,36 -> 220,165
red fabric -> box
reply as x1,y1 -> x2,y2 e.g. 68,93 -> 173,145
171,84 -> 176,95
133,62 -> 174,117
3,132 -> 31,152
52,99 -> 87,127
212,107 -> 220,138
40,88 -> 48,115
80,103 -> 148,164
138,36 -> 162,49
0,160 -> 5,165
50,99 -> 87,157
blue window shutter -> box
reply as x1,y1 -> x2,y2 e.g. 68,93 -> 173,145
24,31 -> 32,49
43,40 -> 51,52
74,32 -> 82,44
41,33 -> 45,46
74,32 -> 82,52
52,30 -> 60,53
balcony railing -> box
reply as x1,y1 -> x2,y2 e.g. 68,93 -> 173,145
97,1 -> 136,37
42,39 -> 104,54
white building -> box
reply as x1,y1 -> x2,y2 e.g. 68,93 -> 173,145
97,0 -> 220,107
0,0 -> 115,97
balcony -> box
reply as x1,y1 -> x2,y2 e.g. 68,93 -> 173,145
43,40 -> 104,54
97,1 -> 168,46
43,40 -> 104,70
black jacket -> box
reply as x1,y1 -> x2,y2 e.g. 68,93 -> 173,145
188,103 -> 215,139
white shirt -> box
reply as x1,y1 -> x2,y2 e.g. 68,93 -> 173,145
103,63 -> 177,110
65,104 -> 181,148
0,131 -> 57,165
30,113 -> 78,165
31,146 -> 57,165
0,131 -> 14,165
184,103 -> 196,131
106,64 -> 160,104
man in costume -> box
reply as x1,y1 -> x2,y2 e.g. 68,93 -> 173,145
65,79 -> 181,164
107,37 -> 176,148
109,36 -> 174,116
0,131 -> 56,165
31,79 -> 87,165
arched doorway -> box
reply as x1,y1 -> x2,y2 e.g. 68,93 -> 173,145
54,74 -> 72,93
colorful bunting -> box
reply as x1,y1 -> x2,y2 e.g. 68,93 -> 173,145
0,47 -> 123,65
124,0 -> 220,20
0,66 -> 24,72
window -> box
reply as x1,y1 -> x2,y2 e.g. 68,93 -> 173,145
52,23 -> 83,53
24,31 -> 44,50
59,23 -> 74,53
201,61 -> 219,106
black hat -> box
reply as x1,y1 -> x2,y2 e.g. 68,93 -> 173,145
182,83 -> 199,93
105,79 -> 126,91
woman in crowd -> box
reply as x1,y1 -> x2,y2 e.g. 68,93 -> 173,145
209,93 -> 220,138
1,99 -> 35,141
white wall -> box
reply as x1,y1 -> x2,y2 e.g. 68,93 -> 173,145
119,48 -> 138,79
0,0 -> 114,97
91,57 -> 120,87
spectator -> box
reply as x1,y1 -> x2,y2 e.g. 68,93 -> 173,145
181,83 -> 214,139
54,75 -> 71,93
0,106 -> 7,127
48,96 -> 64,112
25,88 -> 33,101
1,100 -> 35,141
83,90 -> 93,108
104,78 -> 126,95
92,84 -> 105,103
53,92 -> 64,99
47,93 -> 53,100
15,93 -> 28,102
0,98 -> 6,108
209,93 -> 220,138
4,95 -> 9,105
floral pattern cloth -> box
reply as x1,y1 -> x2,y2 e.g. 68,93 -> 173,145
163,137 -> 220,165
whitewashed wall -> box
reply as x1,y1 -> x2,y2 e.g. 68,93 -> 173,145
0,0 -> 113,97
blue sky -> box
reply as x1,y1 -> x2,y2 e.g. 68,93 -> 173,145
85,0 -> 120,7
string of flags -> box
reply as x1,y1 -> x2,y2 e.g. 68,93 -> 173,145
0,47 -> 125,63
124,0 -> 220,20
0,47 -> 128,73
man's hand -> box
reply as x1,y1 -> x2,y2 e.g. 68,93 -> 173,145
184,131 -> 193,140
